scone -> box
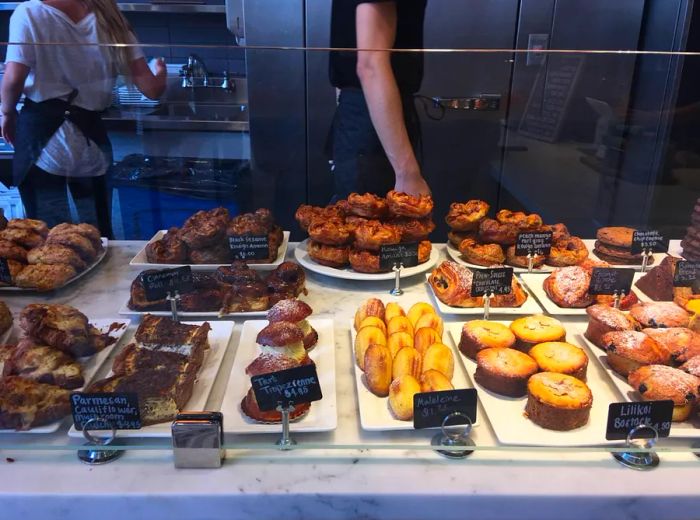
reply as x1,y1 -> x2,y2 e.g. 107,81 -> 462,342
13,264 -> 77,291
628,364 -> 700,422
629,302 -> 690,329
474,347 -> 538,397
584,304 -> 636,349
525,372 -> 592,431
510,315 -> 566,353
528,342 -> 588,381
459,320 -> 516,360
601,330 -> 670,377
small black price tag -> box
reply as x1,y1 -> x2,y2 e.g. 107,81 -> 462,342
673,261 -> 700,291
413,389 -> 477,430
470,267 -> 513,297
630,230 -> 668,255
0,258 -> 12,285
515,231 -> 553,256
606,400 -> 673,441
228,235 -> 270,261
588,267 -> 635,295
379,242 -> 419,271
71,392 -> 142,430
140,266 -> 194,301
251,363 -> 323,412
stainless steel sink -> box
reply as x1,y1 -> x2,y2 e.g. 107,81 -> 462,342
149,102 -> 248,122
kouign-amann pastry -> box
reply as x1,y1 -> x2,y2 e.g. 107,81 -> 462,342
495,209 -> 543,230
474,347 -> 538,397
389,217 -> 435,242
628,364 -> 700,422
459,320 -> 516,360
347,192 -> 388,219
353,220 -> 401,251
307,240 -> 349,268
307,216 -> 352,246
528,342 -> 588,381
458,238 -> 505,267
386,190 -> 433,219
445,200 -> 490,232
525,372 -> 592,431
510,315 -> 566,353
478,218 -> 518,246
602,330 -> 670,377
584,304 -> 636,349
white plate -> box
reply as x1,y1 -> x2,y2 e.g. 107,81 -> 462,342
425,273 -> 544,316
631,271 -> 662,303
0,238 -> 109,292
0,318 -> 131,434
446,323 -> 620,446
68,320 -> 234,438
350,322 -> 476,431
221,318 -> 337,434
294,239 -> 439,281
129,231 -> 290,271
576,326 -> 700,439
118,302 -> 267,318
446,241 -> 556,273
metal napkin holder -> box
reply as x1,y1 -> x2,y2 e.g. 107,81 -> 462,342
172,411 -> 225,469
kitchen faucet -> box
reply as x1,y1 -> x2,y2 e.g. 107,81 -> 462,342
180,54 -> 209,87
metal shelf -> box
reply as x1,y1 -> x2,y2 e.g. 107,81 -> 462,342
0,3 -> 225,13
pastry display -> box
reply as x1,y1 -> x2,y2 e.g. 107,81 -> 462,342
428,260 -> 529,308
510,315 -> 566,353
628,365 -> 700,422
593,226 -> 652,265
474,347 -> 538,397
144,208 -> 284,265
297,191 -> 435,274
458,320 -> 516,360
642,328 -> 700,365
601,330 -> 670,377
528,342 -> 588,381
634,256 -> 700,309
525,373 -> 593,431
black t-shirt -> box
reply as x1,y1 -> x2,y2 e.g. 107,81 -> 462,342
329,0 -> 427,94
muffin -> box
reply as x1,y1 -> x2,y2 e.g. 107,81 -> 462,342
525,372 -> 593,431
584,304 -> 636,349
643,328 -> 700,366
459,320 -> 516,360
510,315 -> 566,353
629,302 -> 690,329
628,364 -> 700,422
474,348 -> 538,397
528,342 -> 589,381
601,330 -> 670,377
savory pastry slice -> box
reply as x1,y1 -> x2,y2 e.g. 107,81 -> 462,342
0,376 -> 71,430
19,303 -> 100,357
134,314 -> 211,360
2,339 -> 84,389
13,264 -> 77,291
27,244 -> 87,272
267,299 -> 317,350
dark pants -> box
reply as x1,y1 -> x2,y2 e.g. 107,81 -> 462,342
18,165 -> 113,238
331,88 -> 421,201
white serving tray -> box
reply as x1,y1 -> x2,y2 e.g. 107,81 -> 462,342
221,318 -> 337,434
575,326 -> 700,439
425,273 -> 544,316
350,322 -> 476,431
447,323 -> 620,446
294,239 -> 439,281
68,320 -> 234,438
446,241 -> 556,273
0,318 -> 131,434
130,230 -> 290,271
0,238 -> 108,292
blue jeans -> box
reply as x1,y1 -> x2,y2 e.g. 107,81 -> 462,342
330,88 -> 421,201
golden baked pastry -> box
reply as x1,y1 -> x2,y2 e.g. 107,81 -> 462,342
420,370 -> 454,393
347,192 -> 388,219
642,328 -> 700,365
354,298 -> 386,330
510,315 -> 566,353
358,316 -> 387,336
387,331 -> 413,359
584,304 -> 636,349
2,339 -> 84,389
543,266 -> 595,308
387,315 -> 413,337
49,223 -> 101,251
389,217 -> 435,242
458,238 -> 505,266
445,200 -> 489,232
386,190 -> 434,218
295,204 -> 340,232
392,346 -> 422,379
601,330 -> 670,377
628,364 -> 700,422
629,302 -> 690,329
27,244 -> 87,271
45,232 -> 96,261
19,303 -> 97,357
505,246 -> 545,269
307,240 -> 349,268
354,325 -> 387,371
14,264 -> 77,291
474,347 -> 538,397
266,299 -> 317,350
525,373 -> 592,431
495,209 -> 543,230
546,236 -> 588,267
459,320 -> 516,359
348,248 -> 390,274
364,344 -> 393,397
528,342 -> 588,381
0,227 -> 44,249
388,374 -> 421,420
414,327 -> 441,355
414,313 -> 443,337
9,218 -> 48,238
447,229 -> 477,248
478,218 -> 518,246
384,302 -> 404,323
0,376 -> 71,430
307,216 -> 352,246
0,259 -> 25,286
354,220 -> 401,251
0,239 -> 28,262
422,343 -> 454,380
406,302 -> 435,328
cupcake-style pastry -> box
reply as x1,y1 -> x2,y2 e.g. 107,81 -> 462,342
528,342 -> 588,381
267,299 -> 317,351
525,372 -> 593,431
459,320 -> 516,360
628,364 -> 700,422
584,304 -> 636,349
510,315 -> 566,353
255,321 -> 308,364
601,330 -> 670,377
629,302 -> 690,329
474,348 -> 538,397
642,328 -> 700,365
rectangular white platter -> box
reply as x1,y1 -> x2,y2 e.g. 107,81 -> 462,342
118,302 -> 266,318
447,323 -> 621,446
0,318 -> 131,434
446,241 -> 556,273
575,326 -> 700,439
425,273 -> 544,316
221,318 -> 337,434
0,238 -> 108,292
351,322 -> 476,431
130,230 -> 289,271
68,320 -> 234,438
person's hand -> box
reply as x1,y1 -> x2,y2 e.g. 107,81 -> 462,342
395,171 -> 431,197
149,57 -> 167,94
1,110 -> 17,147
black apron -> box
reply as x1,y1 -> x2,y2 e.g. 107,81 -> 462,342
11,90 -> 112,187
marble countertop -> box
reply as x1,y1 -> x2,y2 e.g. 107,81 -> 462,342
1,241 -> 699,520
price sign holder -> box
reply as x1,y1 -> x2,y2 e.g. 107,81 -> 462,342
77,417 -> 124,465
429,412 -> 475,459
589,267 -> 635,308
482,292 -> 494,320
640,251 -> 653,273
390,262 -> 404,296
167,291 -> 181,322
611,424 -> 661,470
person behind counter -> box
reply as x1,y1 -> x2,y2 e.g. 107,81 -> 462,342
329,0 -> 430,200
0,0 -> 166,238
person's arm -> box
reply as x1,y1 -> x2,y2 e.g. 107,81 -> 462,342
355,1 -> 429,196
129,57 -> 167,100
1,61 -> 30,146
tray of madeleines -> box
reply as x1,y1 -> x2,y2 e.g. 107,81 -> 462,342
446,316 -> 623,446
351,298 -> 475,431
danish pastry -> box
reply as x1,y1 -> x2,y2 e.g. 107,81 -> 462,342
390,217 -> 435,242
495,209 -> 543,230
386,190 -> 434,218
353,220 -> 401,251
445,200 -> 490,231
307,240 -> 349,268
546,236 -> 589,267
307,216 -> 352,246
347,192 -> 388,219
478,218 -> 518,246
458,238 -> 505,266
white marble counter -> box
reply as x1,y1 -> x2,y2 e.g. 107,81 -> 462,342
1,241 -> 700,520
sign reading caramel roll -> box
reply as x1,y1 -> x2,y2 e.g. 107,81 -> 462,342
140,266 -> 194,300
251,363 -> 322,412
515,231 -> 553,256
379,242 -> 419,270
0,258 -> 12,285
589,267 -> 635,295
470,267 -> 513,297
228,234 -> 270,261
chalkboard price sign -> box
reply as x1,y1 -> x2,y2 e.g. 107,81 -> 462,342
606,400 -> 673,441
630,230 -> 668,255
71,392 -> 142,431
228,235 -> 270,261
515,231 -> 553,257
470,267 -> 513,297
379,242 -> 419,271
673,261 -> 700,290
140,266 -> 194,301
413,389 -> 478,430
251,363 -> 323,412
588,268 -> 635,296
0,258 -> 12,285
